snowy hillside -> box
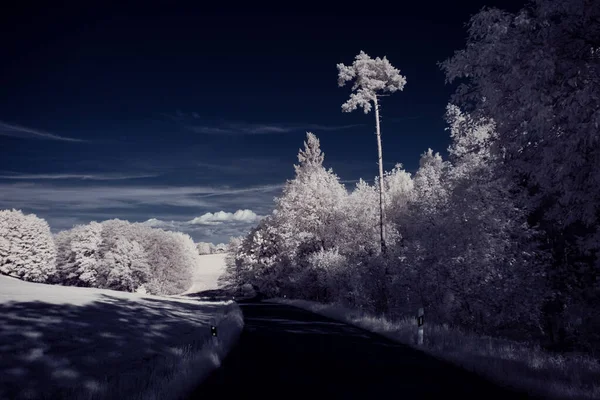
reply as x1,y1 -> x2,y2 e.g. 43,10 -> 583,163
181,253 -> 228,295
0,275 -> 242,400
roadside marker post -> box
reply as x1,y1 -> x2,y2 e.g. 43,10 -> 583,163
210,318 -> 218,342
417,307 -> 424,345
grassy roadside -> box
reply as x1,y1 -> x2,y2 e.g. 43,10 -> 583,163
65,301 -> 244,400
270,298 -> 600,400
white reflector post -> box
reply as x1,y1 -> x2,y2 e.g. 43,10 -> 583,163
417,307 -> 424,345
210,317 -> 217,339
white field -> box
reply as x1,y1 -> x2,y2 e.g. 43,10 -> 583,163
181,253 -> 228,295
0,275 -> 239,400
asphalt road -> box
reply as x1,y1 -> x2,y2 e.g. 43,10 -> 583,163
190,302 -> 535,399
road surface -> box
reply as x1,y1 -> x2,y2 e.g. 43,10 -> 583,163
191,302 -> 535,399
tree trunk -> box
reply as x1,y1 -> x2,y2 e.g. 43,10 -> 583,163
374,96 -> 387,254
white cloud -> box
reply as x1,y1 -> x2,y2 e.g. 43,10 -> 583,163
0,121 -> 85,142
141,209 -> 264,243
143,218 -> 164,227
189,209 -> 262,225
0,180 -> 281,243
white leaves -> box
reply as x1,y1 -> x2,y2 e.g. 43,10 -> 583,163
54,221 -> 103,286
296,132 -> 325,171
337,50 -> 407,114
278,135 -> 348,254
53,219 -> 197,295
0,209 -> 56,282
336,62 -> 356,87
102,236 -> 150,292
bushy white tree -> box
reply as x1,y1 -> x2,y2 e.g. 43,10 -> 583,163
219,236 -> 245,290
0,209 -> 56,282
54,219 -> 195,295
142,228 -> 195,295
53,221 -> 103,286
100,235 -> 150,292
338,51 -> 407,252
274,132 -> 348,256
339,179 -> 380,256
235,216 -> 289,297
225,134 -> 350,299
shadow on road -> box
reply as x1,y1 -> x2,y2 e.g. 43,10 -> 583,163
191,302 -> 537,399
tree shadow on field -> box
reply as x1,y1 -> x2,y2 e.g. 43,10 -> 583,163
0,294 -> 223,400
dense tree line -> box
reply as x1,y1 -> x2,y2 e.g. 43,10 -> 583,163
0,212 -> 198,296
223,0 -> 600,353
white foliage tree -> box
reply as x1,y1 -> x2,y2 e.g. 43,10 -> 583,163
232,133 -> 349,299
0,209 -> 56,282
93,219 -> 149,292
306,247 -> 348,302
381,164 -> 414,246
337,50 -> 407,252
53,219 -> 196,295
274,133 -> 348,257
340,179 -> 380,256
235,216 -> 289,297
54,221 -> 103,286
219,236 -> 245,290
101,235 -> 150,292
142,228 -> 195,295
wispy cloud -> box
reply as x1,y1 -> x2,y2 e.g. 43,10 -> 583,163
196,157 -> 290,174
186,122 -> 292,135
187,122 -> 362,135
0,173 -> 160,181
163,112 -> 363,135
0,121 -> 85,142
0,183 -> 284,211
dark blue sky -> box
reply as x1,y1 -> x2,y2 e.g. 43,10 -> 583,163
0,1 -> 525,243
